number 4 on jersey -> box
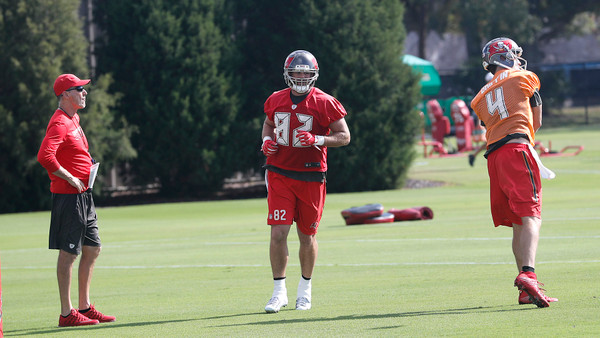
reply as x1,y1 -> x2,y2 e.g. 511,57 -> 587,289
485,87 -> 509,119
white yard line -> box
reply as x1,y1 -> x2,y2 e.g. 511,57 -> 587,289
2,235 -> 599,253
5,259 -> 600,270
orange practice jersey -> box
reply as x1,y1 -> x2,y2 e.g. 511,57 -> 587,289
470,69 -> 540,146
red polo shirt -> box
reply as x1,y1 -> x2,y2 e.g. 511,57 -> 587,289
38,109 -> 92,194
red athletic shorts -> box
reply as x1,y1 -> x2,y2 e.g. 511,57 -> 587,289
266,170 -> 326,235
487,143 -> 542,227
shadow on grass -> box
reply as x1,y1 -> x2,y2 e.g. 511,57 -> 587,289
207,305 -> 537,328
5,305 -> 537,335
3,318 -> 200,336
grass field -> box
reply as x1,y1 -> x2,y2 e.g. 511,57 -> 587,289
1,125 -> 599,337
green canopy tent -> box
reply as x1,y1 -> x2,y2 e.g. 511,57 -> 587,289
402,54 -> 441,96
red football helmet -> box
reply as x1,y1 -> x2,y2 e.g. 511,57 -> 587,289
482,37 -> 526,71
283,50 -> 319,94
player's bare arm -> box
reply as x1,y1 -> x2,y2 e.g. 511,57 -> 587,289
532,105 -> 542,132
323,118 -> 350,147
262,117 -> 276,140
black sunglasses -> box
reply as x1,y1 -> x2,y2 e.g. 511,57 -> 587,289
65,86 -> 85,92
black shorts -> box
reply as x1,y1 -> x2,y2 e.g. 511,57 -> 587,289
49,190 -> 101,255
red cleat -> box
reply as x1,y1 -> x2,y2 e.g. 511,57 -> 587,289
518,290 -> 529,304
514,272 -> 551,308
519,290 -> 558,305
79,304 -> 116,323
59,309 -> 99,327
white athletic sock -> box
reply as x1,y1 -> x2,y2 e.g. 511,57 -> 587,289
273,278 -> 287,297
297,276 -> 312,301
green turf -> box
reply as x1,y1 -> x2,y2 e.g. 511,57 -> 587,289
1,125 -> 599,337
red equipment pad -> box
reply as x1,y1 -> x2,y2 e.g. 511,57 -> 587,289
388,207 -> 434,221
363,212 -> 395,224
341,204 -> 384,225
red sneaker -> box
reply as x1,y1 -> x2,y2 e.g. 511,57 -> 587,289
79,304 -> 116,323
514,272 -> 551,308
59,309 -> 100,327
519,290 -> 558,304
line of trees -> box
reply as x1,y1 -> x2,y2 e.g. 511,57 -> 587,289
0,0 -> 136,213
3,0 -> 598,213
0,0 -> 422,213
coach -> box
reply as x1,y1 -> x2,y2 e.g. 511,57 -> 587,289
38,74 -> 115,327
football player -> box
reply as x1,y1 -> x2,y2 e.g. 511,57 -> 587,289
261,50 -> 351,312
470,38 -> 557,307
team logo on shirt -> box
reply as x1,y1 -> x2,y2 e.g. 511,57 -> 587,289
71,127 -> 83,140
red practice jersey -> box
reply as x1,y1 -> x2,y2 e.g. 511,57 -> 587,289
38,109 -> 93,194
470,69 -> 540,146
264,87 -> 347,172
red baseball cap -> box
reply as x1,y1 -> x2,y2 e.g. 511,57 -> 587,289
53,74 -> 91,96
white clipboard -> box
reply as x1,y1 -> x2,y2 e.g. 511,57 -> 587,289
88,162 -> 100,188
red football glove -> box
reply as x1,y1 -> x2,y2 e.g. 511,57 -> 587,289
297,131 -> 324,147
261,137 -> 278,157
